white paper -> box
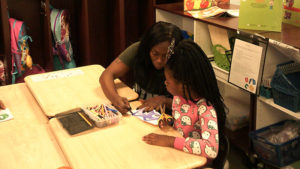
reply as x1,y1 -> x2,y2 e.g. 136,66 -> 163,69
131,108 -> 161,125
30,69 -> 84,82
0,108 -> 14,122
229,39 -> 263,94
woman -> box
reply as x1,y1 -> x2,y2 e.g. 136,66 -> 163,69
100,21 -> 183,114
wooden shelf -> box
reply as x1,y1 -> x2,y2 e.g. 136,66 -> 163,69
155,2 -> 239,31
154,2 -> 300,49
258,96 -> 300,119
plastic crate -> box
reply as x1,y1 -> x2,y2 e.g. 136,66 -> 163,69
249,120 -> 300,167
270,61 -> 300,112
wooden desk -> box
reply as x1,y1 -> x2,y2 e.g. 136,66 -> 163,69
0,83 -> 69,169
49,110 -> 207,169
25,65 -> 139,117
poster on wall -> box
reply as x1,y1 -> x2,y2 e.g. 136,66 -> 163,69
238,0 -> 283,32
228,39 -> 264,94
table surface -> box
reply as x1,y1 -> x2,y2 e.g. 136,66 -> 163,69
25,64 -> 139,117
49,102 -> 207,169
0,83 -> 69,169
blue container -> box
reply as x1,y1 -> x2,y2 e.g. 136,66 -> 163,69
271,61 -> 300,112
249,120 -> 300,167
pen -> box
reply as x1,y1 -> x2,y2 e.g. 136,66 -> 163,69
78,111 -> 93,127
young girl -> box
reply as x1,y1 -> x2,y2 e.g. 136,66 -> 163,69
143,39 -> 226,160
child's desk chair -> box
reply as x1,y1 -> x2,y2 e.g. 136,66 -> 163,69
211,134 -> 230,169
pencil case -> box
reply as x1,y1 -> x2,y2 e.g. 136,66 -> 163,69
81,104 -> 122,128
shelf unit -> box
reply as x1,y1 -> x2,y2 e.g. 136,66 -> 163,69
154,2 -> 300,154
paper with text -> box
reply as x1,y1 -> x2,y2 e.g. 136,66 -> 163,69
229,39 -> 263,94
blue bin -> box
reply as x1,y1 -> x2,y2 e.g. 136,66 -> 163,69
249,120 -> 300,167
271,61 -> 300,112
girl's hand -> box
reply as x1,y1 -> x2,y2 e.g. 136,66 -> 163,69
143,133 -> 175,147
137,96 -> 166,112
0,100 -> 5,110
112,96 -> 130,114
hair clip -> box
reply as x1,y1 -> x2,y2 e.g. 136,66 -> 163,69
166,38 -> 175,60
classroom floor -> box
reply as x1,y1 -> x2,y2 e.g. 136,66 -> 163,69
227,142 -> 300,169
227,143 -> 250,169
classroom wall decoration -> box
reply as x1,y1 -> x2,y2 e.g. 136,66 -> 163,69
228,39 -> 264,94
283,0 -> 300,27
238,0 -> 283,32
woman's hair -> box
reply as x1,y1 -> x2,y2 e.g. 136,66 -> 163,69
133,21 -> 183,95
166,39 -> 227,135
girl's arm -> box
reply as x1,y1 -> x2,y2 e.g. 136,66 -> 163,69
0,100 -> 5,109
99,58 -> 130,114
173,107 -> 219,159
143,106 -> 219,159
143,133 -> 175,147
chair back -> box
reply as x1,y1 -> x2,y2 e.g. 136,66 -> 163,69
211,134 -> 230,169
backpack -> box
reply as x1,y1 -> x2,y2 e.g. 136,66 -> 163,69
9,18 -> 45,83
0,60 -> 5,85
50,8 -> 76,70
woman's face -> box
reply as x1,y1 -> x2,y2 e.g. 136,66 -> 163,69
150,41 -> 170,70
164,67 -> 183,96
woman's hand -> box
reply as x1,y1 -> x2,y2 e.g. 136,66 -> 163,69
137,96 -> 167,112
143,133 -> 175,147
112,96 -> 130,114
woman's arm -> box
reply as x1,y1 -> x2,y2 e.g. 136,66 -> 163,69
100,58 -> 131,114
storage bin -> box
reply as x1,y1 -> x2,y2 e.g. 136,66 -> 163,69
212,44 -> 232,71
249,120 -> 300,167
270,61 -> 300,112
82,104 -> 122,128
259,86 -> 273,99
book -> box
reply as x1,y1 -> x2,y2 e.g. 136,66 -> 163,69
238,0 -> 283,32
283,0 -> 300,27
131,108 -> 161,125
187,6 -> 239,19
184,0 -> 230,11
184,0 -> 214,11
0,108 -> 14,122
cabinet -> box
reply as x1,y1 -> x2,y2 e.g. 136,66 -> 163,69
154,2 -> 300,153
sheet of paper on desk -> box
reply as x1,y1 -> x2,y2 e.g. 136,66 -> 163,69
29,69 -> 84,82
0,108 -> 14,122
131,108 -> 161,125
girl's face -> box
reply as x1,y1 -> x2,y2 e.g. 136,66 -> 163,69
150,41 -> 170,70
164,67 -> 184,96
